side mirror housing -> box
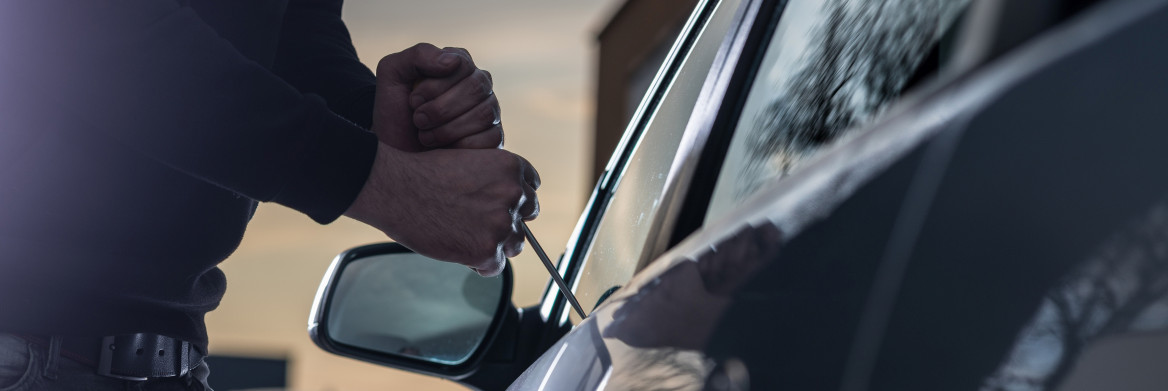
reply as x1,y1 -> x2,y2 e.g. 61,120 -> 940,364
308,242 -> 513,379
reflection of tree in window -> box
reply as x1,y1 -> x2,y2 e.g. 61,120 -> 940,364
608,348 -> 710,391
739,0 -> 961,198
982,202 -> 1168,391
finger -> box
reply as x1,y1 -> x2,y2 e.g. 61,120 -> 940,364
520,155 -> 540,190
502,229 -> 525,258
446,125 -> 504,149
418,46 -> 474,78
442,46 -> 473,63
471,253 -> 506,277
418,94 -> 500,146
408,48 -> 481,109
411,68 -> 493,120
516,179 -> 539,221
376,43 -> 462,87
514,155 -> 540,221
415,85 -> 497,134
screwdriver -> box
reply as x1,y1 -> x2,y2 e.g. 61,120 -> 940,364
520,221 -> 586,319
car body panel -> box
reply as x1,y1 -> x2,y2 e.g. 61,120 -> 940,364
310,0 -> 1168,389
511,0 -> 1168,389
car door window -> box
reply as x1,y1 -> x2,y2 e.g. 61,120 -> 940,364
704,0 -> 968,224
570,0 -> 743,319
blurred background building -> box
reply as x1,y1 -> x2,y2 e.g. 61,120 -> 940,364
593,0 -> 700,182
203,0 -> 694,389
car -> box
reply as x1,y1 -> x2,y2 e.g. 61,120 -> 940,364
307,0 -> 1168,389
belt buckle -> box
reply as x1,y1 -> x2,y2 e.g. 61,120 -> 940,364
96,334 -> 191,381
97,335 -> 149,381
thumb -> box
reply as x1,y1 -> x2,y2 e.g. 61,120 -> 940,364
423,51 -> 465,77
375,43 -> 461,86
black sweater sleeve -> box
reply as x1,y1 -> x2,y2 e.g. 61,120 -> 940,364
274,0 -> 378,130
2,1 -> 377,224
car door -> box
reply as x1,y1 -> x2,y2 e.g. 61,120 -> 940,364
512,0 -> 972,388
515,0 -> 1168,389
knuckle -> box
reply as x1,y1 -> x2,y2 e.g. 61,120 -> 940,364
490,214 -> 513,239
475,71 -> 492,92
376,54 -> 396,73
411,42 -> 438,52
504,183 -> 524,202
474,236 -> 496,258
490,127 -> 504,144
412,79 -> 436,96
414,109 -> 435,128
423,105 -> 448,123
481,105 -> 497,123
481,241 -> 500,261
501,153 -> 521,172
418,131 -> 438,147
446,46 -> 471,58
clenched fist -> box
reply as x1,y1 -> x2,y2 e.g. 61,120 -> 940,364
347,43 -> 537,275
345,143 -> 539,276
373,43 -> 502,151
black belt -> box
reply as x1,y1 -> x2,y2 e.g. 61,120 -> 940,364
22,333 -> 205,381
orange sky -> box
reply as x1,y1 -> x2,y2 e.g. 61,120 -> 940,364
205,1 -> 623,389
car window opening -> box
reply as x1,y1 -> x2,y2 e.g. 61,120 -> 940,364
703,0 -> 972,226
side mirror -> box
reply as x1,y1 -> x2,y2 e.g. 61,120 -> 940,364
308,243 -> 512,378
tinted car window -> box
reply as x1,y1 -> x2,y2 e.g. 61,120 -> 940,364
569,0 -> 743,319
705,0 -> 968,224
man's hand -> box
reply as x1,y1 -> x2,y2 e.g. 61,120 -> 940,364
373,43 -> 502,151
355,43 -> 530,275
344,142 -> 540,276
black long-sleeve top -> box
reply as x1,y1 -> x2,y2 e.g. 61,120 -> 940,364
0,0 -> 379,351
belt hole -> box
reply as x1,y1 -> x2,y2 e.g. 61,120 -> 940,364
158,350 -> 165,357
135,348 -> 144,356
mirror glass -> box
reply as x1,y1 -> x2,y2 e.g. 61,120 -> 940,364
327,252 -> 505,365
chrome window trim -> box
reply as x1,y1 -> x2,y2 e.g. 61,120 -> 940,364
564,0 -> 762,322
596,0 -> 717,192
539,0 -> 724,326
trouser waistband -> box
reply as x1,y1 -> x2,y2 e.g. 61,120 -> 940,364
17,333 -> 206,381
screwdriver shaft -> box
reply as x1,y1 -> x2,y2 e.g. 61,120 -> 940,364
520,221 -> 587,319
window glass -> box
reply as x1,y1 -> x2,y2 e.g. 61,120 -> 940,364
570,0 -> 741,319
705,0 -> 968,224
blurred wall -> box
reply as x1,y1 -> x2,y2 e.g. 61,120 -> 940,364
593,0 -> 701,182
